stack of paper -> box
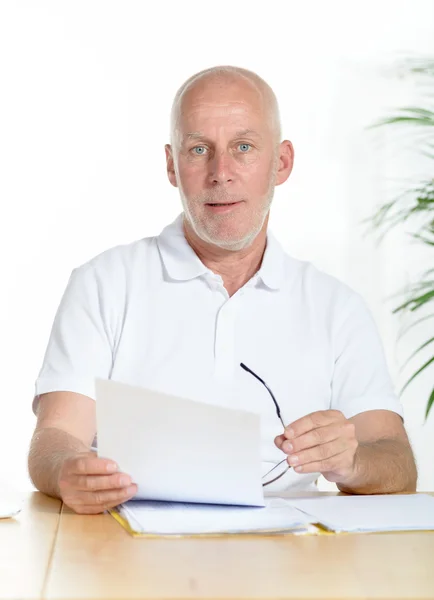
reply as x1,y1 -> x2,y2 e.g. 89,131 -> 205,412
288,494 -> 434,533
114,494 -> 434,537
115,497 -> 312,536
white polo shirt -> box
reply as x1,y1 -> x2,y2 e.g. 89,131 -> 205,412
33,213 -> 403,492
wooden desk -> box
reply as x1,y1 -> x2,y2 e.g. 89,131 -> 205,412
0,493 -> 61,600
1,492 -> 434,600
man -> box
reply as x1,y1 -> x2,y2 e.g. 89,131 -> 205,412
28,66 -> 417,514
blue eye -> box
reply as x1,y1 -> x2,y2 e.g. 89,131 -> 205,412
239,143 -> 251,152
193,146 -> 207,155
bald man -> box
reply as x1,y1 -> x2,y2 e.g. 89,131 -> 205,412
29,66 -> 417,514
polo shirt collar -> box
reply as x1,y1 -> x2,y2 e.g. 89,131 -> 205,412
157,213 -> 285,290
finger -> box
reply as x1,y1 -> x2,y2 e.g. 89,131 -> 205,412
71,484 -> 138,507
72,472 -> 132,492
72,505 -> 109,515
274,434 -> 286,449
284,410 -> 345,440
71,494 -> 136,515
70,455 -> 119,476
280,424 -> 343,454
290,449 -> 352,474
287,439 -> 347,469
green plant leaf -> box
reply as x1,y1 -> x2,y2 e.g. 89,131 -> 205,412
401,356 -> 434,395
398,314 -> 434,340
364,180 -> 434,239
412,233 -> 434,245
422,142 -> 434,159
400,336 -> 434,370
370,117 -> 433,128
426,387 -> 434,419
393,289 -> 434,313
406,58 -> 434,76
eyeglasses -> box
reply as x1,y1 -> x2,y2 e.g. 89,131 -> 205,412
240,363 -> 291,487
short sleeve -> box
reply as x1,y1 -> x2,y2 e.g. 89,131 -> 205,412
330,292 -> 404,420
32,264 -> 113,414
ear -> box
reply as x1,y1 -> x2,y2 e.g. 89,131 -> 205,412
165,144 -> 178,187
275,140 -> 294,186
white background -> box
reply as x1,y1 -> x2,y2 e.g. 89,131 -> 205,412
0,0 -> 433,494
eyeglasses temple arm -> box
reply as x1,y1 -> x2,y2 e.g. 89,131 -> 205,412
240,362 -> 285,429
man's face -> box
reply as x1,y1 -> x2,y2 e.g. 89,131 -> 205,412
166,78 -> 283,250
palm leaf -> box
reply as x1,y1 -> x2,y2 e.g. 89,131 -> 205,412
422,142 -> 434,159
397,314 -> 434,340
401,356 -> 434,395
400,336 -> 434,370
426,387 -> 434,419
412,233 -> 434,245
365,180 -> 434,239
393,289 -> 434,313
405,58 -> 434,76
370,108 -> 434,129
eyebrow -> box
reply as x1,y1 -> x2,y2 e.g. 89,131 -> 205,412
184,128 -> 263,142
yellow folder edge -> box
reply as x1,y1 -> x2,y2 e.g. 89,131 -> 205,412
108,508 -> 329,538
109,509 -> 434,538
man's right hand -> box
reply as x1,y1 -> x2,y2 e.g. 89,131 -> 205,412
58,452 -> 138,514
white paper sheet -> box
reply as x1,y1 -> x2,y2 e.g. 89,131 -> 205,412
0,488 -> 24,519
288,494 -> 434,532
95,378 -> 265,507
0,501 -> 22,519
117,497 -> 312,535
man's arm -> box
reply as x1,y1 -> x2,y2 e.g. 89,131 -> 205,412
29,391 -> 137,513
28,391 -> 97,498
336,410 -> 417,494
275,409 -> 417,494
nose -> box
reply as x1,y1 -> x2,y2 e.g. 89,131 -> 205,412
208,151 -> 234,185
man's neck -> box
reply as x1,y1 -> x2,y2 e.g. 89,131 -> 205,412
183,217 -> 268,297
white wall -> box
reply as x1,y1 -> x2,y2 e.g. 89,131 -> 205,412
1,0 -> 433,494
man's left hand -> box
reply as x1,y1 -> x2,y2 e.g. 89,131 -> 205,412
274,410 -> 359,483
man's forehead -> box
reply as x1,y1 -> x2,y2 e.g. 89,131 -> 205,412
184,128 -> 263,141
184,76 -> 264,106
180,80 -> 266,118
178,103 -> 269,141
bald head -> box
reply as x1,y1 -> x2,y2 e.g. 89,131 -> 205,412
170,66 -> 282,150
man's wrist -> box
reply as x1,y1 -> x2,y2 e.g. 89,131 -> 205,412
334,446 -> 362,490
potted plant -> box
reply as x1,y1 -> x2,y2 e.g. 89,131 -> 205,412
367,58 -> 434,419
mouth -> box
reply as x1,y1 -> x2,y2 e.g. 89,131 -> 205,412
204,201 -> 244,214
205,201 -> 240,206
